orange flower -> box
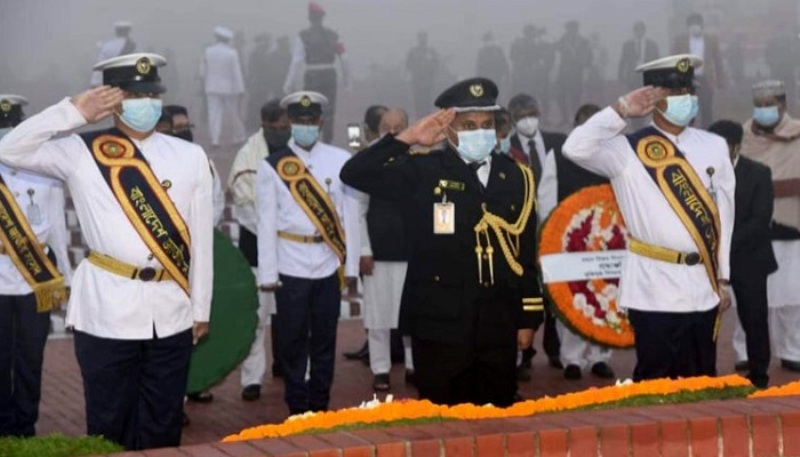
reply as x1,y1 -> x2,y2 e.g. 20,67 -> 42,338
748,379 -> 800,399
222,375 -> 752,442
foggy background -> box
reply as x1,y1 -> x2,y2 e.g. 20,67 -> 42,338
1,0 -> 798,178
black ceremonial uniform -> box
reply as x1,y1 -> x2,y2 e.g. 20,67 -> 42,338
300,26 -> 339,143
341,136 -> 543,407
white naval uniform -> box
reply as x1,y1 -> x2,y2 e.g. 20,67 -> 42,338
0,99 -> 214,339
201,42 -> 246,146
90,38 -> 140,87
358,191 -> 413,375
229,129 -> 276,387
0,163 -> 72,295
256,139 -> 359,285
538,151 -> 612,371
562,107 -> 734,313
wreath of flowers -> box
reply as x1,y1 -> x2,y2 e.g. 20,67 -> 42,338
223,375 -> 753,441
539,184 -> 634,348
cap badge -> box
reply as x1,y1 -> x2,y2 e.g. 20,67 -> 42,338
0,100 -> 10,114
676,58 -> 690,74
469,84 -> 484,98
300,96 -> 312,107
136,57 -> 152,75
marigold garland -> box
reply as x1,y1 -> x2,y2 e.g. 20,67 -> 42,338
539,184 -> 634,348
223,375 -> 751,442
748,379 -> 800,399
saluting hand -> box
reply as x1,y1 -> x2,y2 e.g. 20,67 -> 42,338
396,108 -> 456,147
71,86 -> 125,124
613,86 -> 666,119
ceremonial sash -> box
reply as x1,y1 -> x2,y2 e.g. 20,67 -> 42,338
626,127 -> 721,293
268,151 -> 346,264
0,174 -> 66,312
81,129 -> 192,296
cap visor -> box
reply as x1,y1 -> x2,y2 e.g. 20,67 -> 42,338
118,81 -> 166,94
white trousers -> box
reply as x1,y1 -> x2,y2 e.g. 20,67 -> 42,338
206,93 -> 245,146
555,319 -> 612,370
240,270 -> 276,387
735,306 -> 800,363
368,329 -> 414,375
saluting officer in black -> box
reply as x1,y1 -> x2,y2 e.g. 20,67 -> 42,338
341,78 -> 543,407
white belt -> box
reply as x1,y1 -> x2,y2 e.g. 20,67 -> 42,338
305,63 -> 336,71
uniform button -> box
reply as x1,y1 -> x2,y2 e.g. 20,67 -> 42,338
147,254 -> 154,261
482,254 -> 488,260
161,180 -> 172,190
433,276 -> 440,282
483,282 -> 490,287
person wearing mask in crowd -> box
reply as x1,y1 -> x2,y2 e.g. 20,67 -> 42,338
563,54 -> 734,381
283,2 -> 352,143
229,99 -> 291,400
538,103 -> 616,381
0,53 -> 213,450
507,93 -> 565,375
618,22 -> 660,90
341,78 -> 544,407
359,108 -> 415,391
343,104 -> 387,364
672,14 -> 724,128
0,95 -> 72,437
201,26 -> 246,148
708,119 -> 775,388
740,80 -> 800,373
257,91 -> 359,415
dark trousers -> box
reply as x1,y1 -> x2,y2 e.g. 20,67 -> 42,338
0,293 -> 50,437
732,276 -> 771,387
412,296 -> 518,407
274,273 -> 340,415
74,329 -> 192,450
522,308 -> 560,365
304,68 -> 337,143
628,307 -> 718,381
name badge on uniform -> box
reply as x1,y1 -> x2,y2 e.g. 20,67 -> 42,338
433,202 -> 455,234
26,189 -> 42,225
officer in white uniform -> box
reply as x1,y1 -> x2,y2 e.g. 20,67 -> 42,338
0,95 -> 72,437
563,54 -> 734,380
201,26 -> 246,147
256,91 -> 359,415
229,99 -> 291,400
0,53 -> 213,450
90,22 -> 138,87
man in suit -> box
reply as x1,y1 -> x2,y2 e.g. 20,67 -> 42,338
341,78 -> 544,406
709,120 -> 776,388
618,22 -> 660,90
672,14 -> 724,127
507,92 -> 565,374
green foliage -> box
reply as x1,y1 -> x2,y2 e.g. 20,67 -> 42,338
0,434 -> 122,457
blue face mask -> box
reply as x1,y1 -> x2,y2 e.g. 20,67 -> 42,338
0,127 -> 12,140
118,98 -> 162,132
291,124 -> 320,148
753,106 -> 781,127
451,127 -> 497,162
498,135 -> 511,154
660,94 -> 699,127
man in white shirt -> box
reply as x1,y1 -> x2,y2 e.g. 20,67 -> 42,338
90,22 -> 138,87
563,54 -> 734,380
256,91 -> 359,415
229,99 -> 291,401
201,27 -> 246,147
0,95 -> 72,437
0,53 -> 213,450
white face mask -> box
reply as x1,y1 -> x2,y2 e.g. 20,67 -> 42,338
515,116 -> 539,137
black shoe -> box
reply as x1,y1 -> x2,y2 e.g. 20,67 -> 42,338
186,391 -> 214,403
591,362 -> 615,379
564,364 -> 582,380
519,347 -> 535,369
373,373 -> 391,392
344,341 -> 369,360
516,366 -> 531,382
748,373 -> 769,389
734,361 -> 749,372
405,369 -> 416,386
241,384 -> 261,401
781,359 -> 800,372
549,357 -> 564,370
